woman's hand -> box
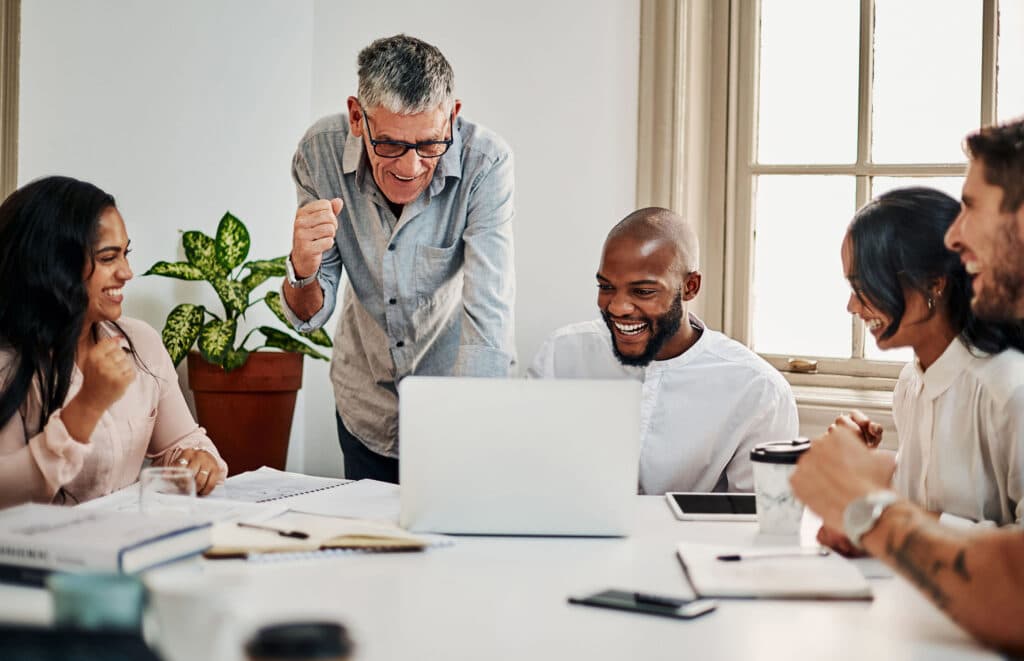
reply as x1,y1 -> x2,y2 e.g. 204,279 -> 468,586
173,448 -> 225,496
78,338 -> 135,412
828,410 -> 883,448
63,338 -> 136,443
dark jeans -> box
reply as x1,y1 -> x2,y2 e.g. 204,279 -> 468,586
336,410 -> 399,484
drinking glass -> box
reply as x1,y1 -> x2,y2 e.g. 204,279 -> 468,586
139,467 -> 196,515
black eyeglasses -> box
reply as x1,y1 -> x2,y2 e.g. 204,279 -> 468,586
358,101 -> 454,159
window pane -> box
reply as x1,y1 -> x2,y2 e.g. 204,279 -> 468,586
998,0 -> 1024,121
752,176 -> 854,357
757,0 -> 859,164
870,176 -> 964,201
872,0 -> 981,164
862,177 -> 964,363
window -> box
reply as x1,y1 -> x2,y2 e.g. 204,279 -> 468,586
729,0 -> 1021,387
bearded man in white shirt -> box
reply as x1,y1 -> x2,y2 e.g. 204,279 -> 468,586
528,207 -> 798,495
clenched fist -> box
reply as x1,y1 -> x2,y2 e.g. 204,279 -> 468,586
78,337 -> 135,413
291,198 -> 342,279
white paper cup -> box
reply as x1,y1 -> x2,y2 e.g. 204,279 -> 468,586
750,439 -> 811,536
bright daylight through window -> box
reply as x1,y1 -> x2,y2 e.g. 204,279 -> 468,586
741,0 -> 1022,376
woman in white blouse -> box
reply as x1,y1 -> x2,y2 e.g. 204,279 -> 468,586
821,187 -> 1024,554
0,176 -> 227,507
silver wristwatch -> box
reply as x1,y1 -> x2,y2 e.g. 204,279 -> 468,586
843,490 -> 900,549
285,255 -> 319,289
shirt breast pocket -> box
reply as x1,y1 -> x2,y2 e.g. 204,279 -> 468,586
128,408 -> 158,445
414,242 -> 463,303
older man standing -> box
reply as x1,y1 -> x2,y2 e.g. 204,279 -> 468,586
281,35 -> 515,482
529,207 -> 798,494
791,118 -> 1024,655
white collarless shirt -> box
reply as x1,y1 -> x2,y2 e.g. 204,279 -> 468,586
527,316 -> 798,494
892,339 -> 1024,525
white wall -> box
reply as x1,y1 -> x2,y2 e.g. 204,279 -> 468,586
18,0 -> 639,477
300,0 -> 640,474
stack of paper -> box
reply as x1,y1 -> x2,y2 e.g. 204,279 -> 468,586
676,542 -> 873,600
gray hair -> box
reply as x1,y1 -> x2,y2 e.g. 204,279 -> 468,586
357,34 -> 455,115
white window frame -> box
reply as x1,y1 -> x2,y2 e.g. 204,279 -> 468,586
728,0 -> 1000,390
636,0 -> 1003,445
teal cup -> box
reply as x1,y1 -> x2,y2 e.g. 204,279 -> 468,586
46,572 -> 146,632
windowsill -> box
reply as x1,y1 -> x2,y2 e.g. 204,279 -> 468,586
790,384 -> 898,451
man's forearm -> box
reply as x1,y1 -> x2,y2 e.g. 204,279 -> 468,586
281,282 -> 325,323
863,501 -> 1024,654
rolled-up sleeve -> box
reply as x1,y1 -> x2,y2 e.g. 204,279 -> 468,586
454,151 -> 516,377
0,406 -> 92,507
281,142 -> 342,333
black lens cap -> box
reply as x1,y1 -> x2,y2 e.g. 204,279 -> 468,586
245,621 -> 353,660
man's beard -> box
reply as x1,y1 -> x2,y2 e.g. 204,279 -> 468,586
972,218 -> 1024,322
602,290 -> 684,368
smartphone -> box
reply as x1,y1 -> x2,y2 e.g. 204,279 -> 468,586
568,589 -> 717,620
665,492 -> 757,521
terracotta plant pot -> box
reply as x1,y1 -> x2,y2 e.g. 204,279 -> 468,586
186,351 -> 303,476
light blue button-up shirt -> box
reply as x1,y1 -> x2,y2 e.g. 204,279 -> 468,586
282,113 -> 516,457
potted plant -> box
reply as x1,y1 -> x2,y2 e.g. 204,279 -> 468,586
144,212 -> 331,475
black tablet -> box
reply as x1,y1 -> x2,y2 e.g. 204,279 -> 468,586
665,492 -> 757,521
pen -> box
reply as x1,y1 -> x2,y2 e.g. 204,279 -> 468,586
716,548 -> 829,562
236,522 -> 310,539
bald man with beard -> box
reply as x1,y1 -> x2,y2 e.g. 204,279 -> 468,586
528,207 -> 798,495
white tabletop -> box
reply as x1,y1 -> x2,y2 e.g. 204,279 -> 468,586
1,497 -> 996,661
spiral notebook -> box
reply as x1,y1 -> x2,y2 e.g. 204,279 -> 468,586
212,467 -> 352,503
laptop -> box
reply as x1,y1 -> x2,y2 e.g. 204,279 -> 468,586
398,377 -> 640,536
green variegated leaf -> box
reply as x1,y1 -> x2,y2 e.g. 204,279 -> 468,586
264,291 -> 333,347
143,261 -> 206,281
222,349 -> 250,372
198,319 -> 237,365
244,257 -> 287,276
242,271 -> 271,292
182,231 -> 226,279
210,279 -> 248,317
215,212 -> 250,271
161,304 -> 204,365
259,326 -> 329,361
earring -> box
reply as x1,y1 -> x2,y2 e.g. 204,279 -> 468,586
927,296 -> 935,311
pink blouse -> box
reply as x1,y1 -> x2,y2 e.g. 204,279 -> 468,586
0,317 -> 227,507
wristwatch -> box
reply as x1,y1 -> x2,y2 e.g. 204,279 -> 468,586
843,490 -> 900,550
285,255 -> 319,289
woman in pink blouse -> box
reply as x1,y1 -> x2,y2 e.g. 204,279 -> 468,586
0,176 -> 227,507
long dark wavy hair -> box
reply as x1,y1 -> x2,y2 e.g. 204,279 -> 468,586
0,176 -> 120,434
847,186 -> 1024,355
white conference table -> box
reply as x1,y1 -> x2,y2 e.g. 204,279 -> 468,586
0,496 -> 998,661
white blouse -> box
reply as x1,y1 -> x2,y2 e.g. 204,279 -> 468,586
891,339 -> 1024,525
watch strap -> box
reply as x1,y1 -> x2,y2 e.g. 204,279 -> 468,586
286,255 -> 319,288
844,490 -> 900,550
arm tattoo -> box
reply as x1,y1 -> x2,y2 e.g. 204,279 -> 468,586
884,513 -> 971,612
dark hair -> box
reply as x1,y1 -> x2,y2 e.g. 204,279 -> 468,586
847,186 -> 1024,354
0,176 -> 116,432
964,117 -> 1024,213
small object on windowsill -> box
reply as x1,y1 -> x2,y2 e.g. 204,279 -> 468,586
787,358 -> 818,374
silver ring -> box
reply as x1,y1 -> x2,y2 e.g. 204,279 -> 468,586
177,458 -> 188,466
198,470 -> 210,475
